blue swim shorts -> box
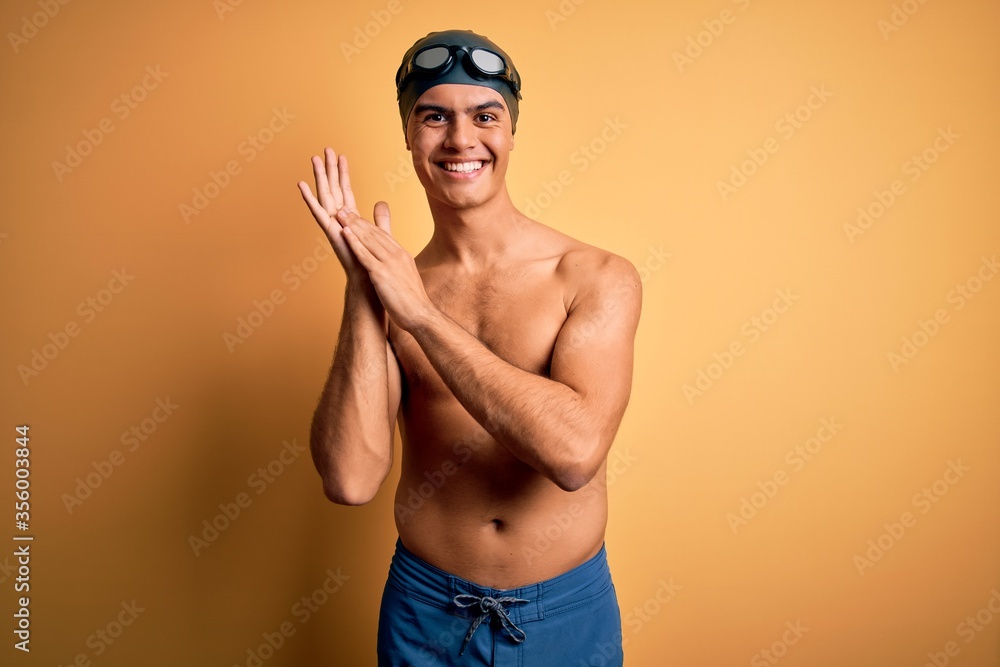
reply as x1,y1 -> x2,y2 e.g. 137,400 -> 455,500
377,537 -> 623,666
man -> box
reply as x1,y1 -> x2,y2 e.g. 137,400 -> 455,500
297,29 -> 640,666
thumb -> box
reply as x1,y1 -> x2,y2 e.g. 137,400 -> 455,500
373,201 -> 392,235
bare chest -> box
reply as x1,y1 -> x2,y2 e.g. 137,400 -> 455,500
389,269 -> 568,395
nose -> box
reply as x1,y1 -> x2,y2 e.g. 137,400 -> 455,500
444,116 -> 476,151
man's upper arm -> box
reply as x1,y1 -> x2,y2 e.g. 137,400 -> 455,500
549,251 -> 642,468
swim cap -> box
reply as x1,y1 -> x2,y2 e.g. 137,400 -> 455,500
396,30 -> 522,135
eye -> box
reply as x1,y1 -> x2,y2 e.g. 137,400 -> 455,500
422,113 -> 446,123
476,113 -> 497,123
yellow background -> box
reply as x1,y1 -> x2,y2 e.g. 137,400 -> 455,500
2,0 -> 999,665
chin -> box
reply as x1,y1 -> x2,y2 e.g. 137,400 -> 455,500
432,192 -> 490,210
425,181 -> 495,210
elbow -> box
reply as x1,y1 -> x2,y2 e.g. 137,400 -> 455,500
553,469 -> 591,493
320,467 -> 385,505
317,462 -> 387,506
310,428 -> 390,505
551,435 -> 606,493
311,443 -> 387,506
322,482 -> 378,506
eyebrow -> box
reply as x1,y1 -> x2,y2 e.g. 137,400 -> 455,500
413,101 -> 506,116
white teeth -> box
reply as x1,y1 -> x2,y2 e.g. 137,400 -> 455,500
442,161 -> 483,173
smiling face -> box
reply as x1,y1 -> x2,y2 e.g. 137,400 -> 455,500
405,84 -> 515,212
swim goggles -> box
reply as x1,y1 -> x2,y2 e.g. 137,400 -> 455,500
396,44 -> 521,97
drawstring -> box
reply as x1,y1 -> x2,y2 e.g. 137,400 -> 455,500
452,593 -> 529,656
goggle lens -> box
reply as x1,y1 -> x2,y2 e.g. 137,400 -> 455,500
469,49 -> 505,74
414,46 -> 450,69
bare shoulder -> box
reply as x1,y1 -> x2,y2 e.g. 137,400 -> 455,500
547,231 -> 642,315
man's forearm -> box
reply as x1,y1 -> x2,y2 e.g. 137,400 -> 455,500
409,306 -> 603,491
310,282 -> 393,504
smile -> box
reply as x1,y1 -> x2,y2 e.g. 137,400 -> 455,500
437,160 -> 485,173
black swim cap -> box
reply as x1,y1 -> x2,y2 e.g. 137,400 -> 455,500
396,30 -> 522,135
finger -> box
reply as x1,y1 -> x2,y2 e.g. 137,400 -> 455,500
339,155 -> 358,213
373,201 -> 402,249
329,226 -> 362,272
337,207 -> 402,258
324,147 -> 344,211
299,183 -> 362,271
312,154 -> 337,214
373,201 -> 392,234
336,208 -> 387,259
341,226 -> 379,271
298,181 -> 336,233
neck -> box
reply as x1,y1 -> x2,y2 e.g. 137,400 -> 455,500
424,187 -> 531,270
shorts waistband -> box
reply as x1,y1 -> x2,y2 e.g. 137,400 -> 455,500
387,537 -> 613,625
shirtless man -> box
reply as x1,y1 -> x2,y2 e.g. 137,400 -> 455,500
298,30 -> 641,666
